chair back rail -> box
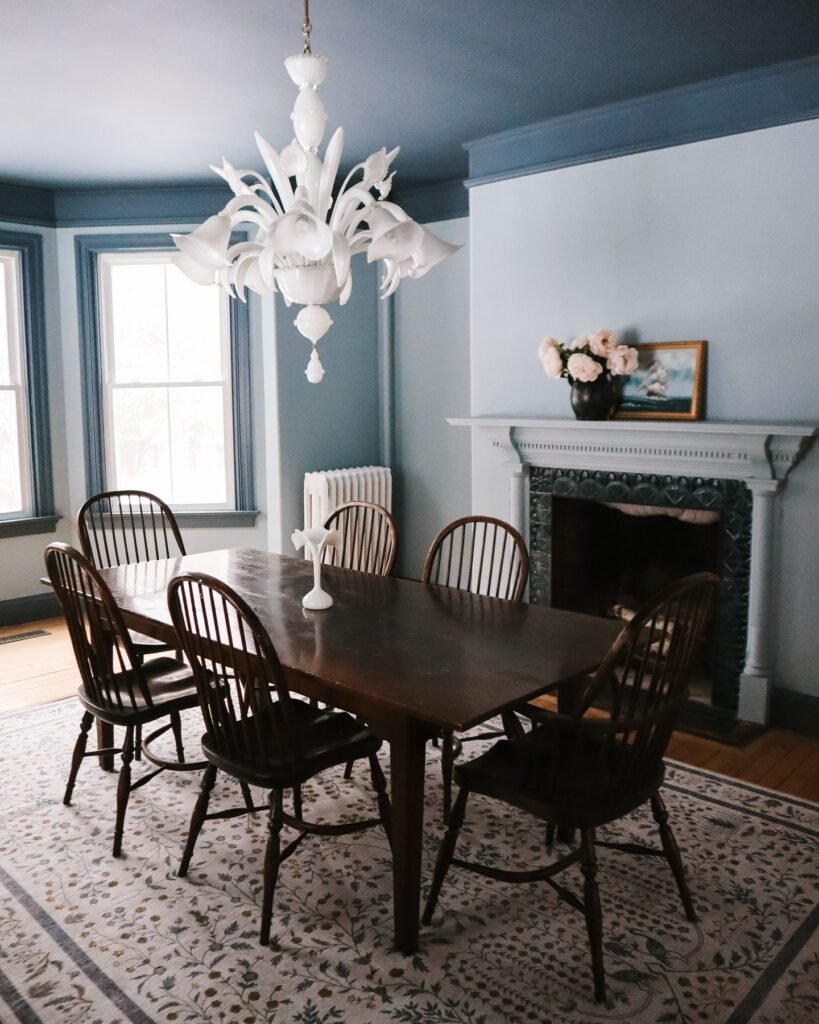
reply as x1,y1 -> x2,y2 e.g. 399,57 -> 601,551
168,573 -> 300,774
45,542 -> 151,711
528,572 -> 718,811
321,501 -> 398,576
77,490 -> 186,569
422,515 -> 529,602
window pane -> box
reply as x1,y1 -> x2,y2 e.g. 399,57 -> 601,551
166,265 -> 223,382
169,387 -> 227,505
0,391 -> 23,514
109,264 -> 168,383
0,261 -> 10,386
110,387 -> 172,496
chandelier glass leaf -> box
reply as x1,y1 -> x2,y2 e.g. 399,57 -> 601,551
171,0 -> 459,382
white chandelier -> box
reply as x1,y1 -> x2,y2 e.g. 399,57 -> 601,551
172,0 -> 459,382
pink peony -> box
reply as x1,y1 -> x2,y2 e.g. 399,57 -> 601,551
567,352 -> 603,382
607,344 -> 639,376
588,329 -> 618,357
538,337 -> 564,379
570,335 -> 590,350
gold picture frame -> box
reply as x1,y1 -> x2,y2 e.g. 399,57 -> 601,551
614,341 -> 707,421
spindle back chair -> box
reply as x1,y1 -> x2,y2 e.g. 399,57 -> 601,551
423,571 -> 719,1003
45,542 -> 200,857
321,500 -> 398,576
167,571 -> 392,946
422,515 -> 530,817
422,515 -> 529,602
77,489 -> 186,664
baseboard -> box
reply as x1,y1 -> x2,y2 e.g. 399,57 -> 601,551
0,593 -> 60,627
770,687 -> 819,737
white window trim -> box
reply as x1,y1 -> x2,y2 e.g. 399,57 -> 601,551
0,250 -> 33,521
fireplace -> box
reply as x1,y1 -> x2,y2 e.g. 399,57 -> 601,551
528,468 -> 751,711
449,417 -> 817,724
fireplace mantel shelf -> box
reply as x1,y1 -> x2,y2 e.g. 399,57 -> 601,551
448,417 -> 817,482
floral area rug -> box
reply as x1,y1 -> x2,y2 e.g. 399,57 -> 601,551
0,699 -> 817,1024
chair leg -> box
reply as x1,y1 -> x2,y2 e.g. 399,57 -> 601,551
240,782 -> 255,811
292,784 -> 303,820
169,711 -> 185,763
368,754 -> 392,845
441,730 -> 456,822
259,790 -> 284,946
545,822 -> 556,849
63,711 -> 94,806
651,792 -> 697,922
422,786 -> 469,926
580,827 -> 606,1004
343,759 -> 354,779
179,764 -> 217,877
134,723 -> 142,761
113,726 -> 135,858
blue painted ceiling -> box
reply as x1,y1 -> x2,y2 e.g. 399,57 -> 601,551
2,0 -> 818,190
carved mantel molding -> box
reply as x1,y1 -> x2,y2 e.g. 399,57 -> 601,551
448,417 -> 817,481
449,417 -> 817,726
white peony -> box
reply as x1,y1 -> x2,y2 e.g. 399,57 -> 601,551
588,330 -> 618,357
538,337 -> 564,378
567,353 -> 604,382
570,335 -> 590,350
607,344 -> 639,376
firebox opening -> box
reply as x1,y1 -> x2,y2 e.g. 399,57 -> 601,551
550,496 -> 720,704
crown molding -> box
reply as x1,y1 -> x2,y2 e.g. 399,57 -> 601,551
465,56 -> 819,188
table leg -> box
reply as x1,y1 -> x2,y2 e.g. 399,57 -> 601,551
388,719 -> 428,955
97,719 -> 115,772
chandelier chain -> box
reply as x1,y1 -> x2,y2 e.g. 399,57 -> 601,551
302,0 -> 312,54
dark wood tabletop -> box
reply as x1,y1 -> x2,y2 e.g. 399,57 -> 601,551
92,547 -> 623,954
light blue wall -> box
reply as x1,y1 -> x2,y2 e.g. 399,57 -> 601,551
274,259 -> 381,552
467,118 -> 819,697
393,218 -> 471,579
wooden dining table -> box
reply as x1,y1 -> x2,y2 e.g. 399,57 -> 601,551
89,547 -> 623,954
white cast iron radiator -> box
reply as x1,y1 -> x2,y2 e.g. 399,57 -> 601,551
303,466 -> 392,529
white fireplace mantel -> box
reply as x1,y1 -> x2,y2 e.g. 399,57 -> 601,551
449,417 -> 817,725
447,417 -> 816,481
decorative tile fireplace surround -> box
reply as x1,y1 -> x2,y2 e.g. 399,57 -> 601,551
450,419 -> 817,725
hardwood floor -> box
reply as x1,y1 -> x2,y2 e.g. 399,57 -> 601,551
2,618 -> 817,803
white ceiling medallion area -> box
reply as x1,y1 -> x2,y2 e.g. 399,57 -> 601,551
170,0 -> 458,383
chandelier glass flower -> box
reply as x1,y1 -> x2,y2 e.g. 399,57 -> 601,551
171,0 -> 459,382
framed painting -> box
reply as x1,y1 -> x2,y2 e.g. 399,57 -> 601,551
614,341 -> 707,420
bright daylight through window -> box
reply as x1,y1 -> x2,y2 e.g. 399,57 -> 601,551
98,252 -> 234,509
0,250 -> 31,518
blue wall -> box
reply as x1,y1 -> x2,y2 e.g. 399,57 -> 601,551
274,259 -> 382,552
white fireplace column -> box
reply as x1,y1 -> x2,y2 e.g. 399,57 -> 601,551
450,417 -> 817,725
738,479 -> 782,723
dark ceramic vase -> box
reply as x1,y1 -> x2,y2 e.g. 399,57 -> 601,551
570,374 -> 616,420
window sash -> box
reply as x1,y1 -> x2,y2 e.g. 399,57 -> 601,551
0,251 -> 33,520
97,251 -> 236,511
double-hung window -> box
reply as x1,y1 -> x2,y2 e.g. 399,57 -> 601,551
0,231 -> 53,537
77,235 -> 254,524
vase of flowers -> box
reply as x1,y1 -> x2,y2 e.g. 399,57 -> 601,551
538,330 -> 639,420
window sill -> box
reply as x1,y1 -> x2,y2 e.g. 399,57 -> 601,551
172,510 -> 260,529
0,515 -> 61,539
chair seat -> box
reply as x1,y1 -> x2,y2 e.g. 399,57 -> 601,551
202,701 -> 382,789
128,630 -> 174,654
454,727 -> 665,829
78,657 -> 199,726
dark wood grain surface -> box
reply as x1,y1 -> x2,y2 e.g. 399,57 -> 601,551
95,548 -> 622,733
90,547 -> 623,955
